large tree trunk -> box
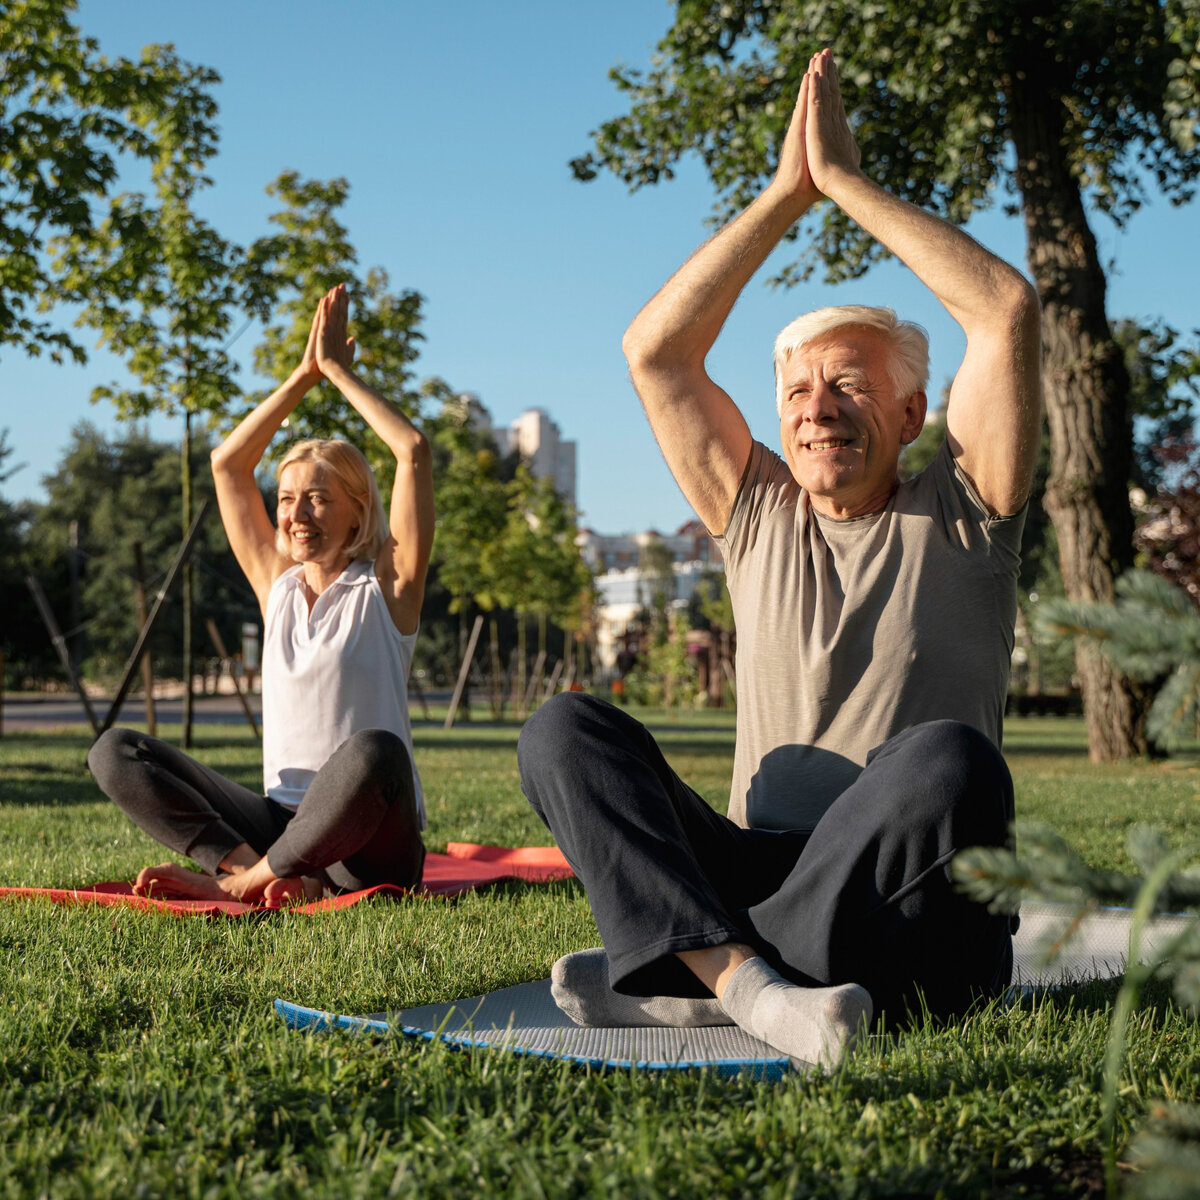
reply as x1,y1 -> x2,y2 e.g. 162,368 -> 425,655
1007,83 -> 1148,760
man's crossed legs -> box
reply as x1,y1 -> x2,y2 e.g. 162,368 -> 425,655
518,694 -> 1014,1067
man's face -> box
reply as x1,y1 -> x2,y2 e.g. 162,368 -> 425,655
778,327 -> 926,519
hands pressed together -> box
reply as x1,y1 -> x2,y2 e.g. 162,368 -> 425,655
299,283 -> 357,387
773,49 -> 862,211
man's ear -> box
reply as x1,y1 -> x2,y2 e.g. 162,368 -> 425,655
899,390 -> 928,446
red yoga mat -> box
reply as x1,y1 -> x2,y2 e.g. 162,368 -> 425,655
0,842 -> 573,918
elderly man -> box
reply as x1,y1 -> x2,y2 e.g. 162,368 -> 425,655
518,51 -> 1041,1067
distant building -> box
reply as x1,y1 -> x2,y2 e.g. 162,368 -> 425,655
577,520 -> 718,573
445,397 -> 578,509
582,520 -> 724,675
496,408 -> 577,509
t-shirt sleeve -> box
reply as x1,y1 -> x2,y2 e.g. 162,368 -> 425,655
715,440 -> 797,577
929,440 -> 1027,577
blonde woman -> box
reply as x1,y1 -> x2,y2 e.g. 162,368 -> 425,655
90,285 -> 433,904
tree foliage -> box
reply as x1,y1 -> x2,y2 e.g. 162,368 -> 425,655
49,47 -> 272,426
1036,570 -> 1200,747
572,0 -> 1200,760
0,430 -> 48,685
573,1 -> 1198,282
0,0 -> 192,364
246,173 -> 425,461
1118,320 -> 1200,488
1136,438 -> 1200,609
498,466 -> 594,632
426,391 -> 514,617
24,423 -> 256,679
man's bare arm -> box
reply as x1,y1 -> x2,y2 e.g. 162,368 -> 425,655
622,75 -> 823,535
806,51 -> 1042,516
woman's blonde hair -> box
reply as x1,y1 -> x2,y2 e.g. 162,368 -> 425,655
275,439 -> 388,562
773,306 -> 929,414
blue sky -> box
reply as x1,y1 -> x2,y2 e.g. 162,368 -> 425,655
3,0 -> 1197,534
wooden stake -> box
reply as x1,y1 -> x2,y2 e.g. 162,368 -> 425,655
522,649 -> 547,713
25,574 -> 100,735
444,614 -> 484,730
408,671 -> 431,721
204,618 -> 259,738
100,500 -> 210,736
132,542 -> 157,737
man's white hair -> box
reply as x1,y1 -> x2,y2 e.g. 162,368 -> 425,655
773,306 -> 930,415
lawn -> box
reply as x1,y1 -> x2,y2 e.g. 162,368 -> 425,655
0,710 -> 1197,1198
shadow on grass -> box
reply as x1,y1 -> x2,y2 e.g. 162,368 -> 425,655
1002,739 -> 1093,758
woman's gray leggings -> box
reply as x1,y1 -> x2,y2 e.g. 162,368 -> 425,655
88,727 -> 424,892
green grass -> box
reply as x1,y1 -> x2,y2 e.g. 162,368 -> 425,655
0,711 -> 1197,1197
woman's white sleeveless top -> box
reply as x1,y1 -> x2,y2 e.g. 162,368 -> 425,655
261,560 -> 425,826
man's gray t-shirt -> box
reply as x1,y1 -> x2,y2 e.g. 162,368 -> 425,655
715,439 -> 1025,832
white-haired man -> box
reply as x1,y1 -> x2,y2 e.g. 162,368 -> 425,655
518,51 -> 1042,1067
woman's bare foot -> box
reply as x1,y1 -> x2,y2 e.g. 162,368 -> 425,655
263,875 -> 326,906
133,852 -> 325,906
133,862 -> 228,900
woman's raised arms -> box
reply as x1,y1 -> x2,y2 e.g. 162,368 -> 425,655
316,285 -> 435,635
210,300 -> 325,615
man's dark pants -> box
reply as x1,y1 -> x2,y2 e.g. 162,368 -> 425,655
518,693 -> 1014,1023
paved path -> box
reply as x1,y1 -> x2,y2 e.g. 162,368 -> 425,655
1,688 -> 452,732
1,693 -> 262,732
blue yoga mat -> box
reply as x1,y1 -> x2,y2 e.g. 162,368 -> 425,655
276,982 -> 789,1078
275,900 -> 1197,1076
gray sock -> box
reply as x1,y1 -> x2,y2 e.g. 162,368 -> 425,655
551,948 -> 734,1028
718,957 -> 872,1068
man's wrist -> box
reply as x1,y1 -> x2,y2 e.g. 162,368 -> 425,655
814,165 -> 874,209
320,360 -> 357,389
757,178 -> 816,228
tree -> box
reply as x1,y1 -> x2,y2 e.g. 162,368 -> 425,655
0,0 -> 193,364
1136,440 -> 1200,609
26,423 -> 257,684
1039,569 -> 1200,748
491,465 -> 594,712
424,391 -> 514,713
0,430 -> 51,686
50,46 -> 273,744
638,534 -> 676,619
572,0 -> 1200,760
898,405 -> 947,482
247,173 -> 426,462
687,569 -> 737,706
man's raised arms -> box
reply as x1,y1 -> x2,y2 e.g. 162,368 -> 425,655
621,73 -> 823,535
624,51 -> 1041,528
804,51 -> 1041,515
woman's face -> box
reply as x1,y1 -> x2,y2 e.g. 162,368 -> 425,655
276,460 -> 360,570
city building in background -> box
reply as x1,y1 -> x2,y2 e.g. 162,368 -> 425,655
458,395 -> 578,509
581,521 -> 723,675
447,392 -> 725,680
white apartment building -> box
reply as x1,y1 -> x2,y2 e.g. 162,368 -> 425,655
576,520 -> 719,573
581,521 -> 724,675
446,396 -> 578,508
495,409 -> 577,510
